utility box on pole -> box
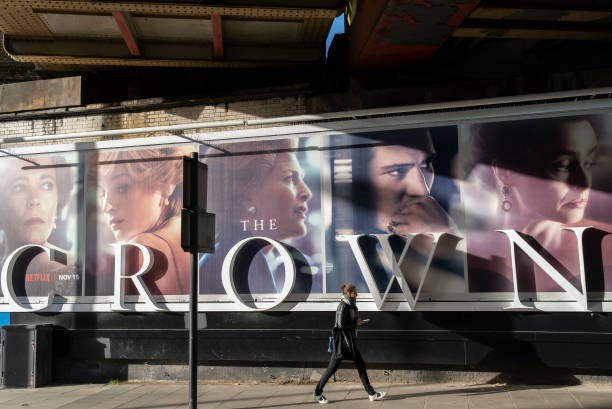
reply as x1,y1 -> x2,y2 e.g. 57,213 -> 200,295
181,155 -> 216,253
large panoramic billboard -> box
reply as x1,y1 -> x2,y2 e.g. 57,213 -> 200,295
1,108 -> 611,312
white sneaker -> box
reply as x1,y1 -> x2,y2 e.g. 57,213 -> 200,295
314,394 -> 328,404
369,391 -> 387,401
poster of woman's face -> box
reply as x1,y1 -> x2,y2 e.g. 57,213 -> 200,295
85,146 -> 193,296
0,153 -> 79,297
199,137 -> 322,296
458,114 -> 612,293
324,127 -> 464,295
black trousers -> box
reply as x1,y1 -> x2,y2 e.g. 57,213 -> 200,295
315,346 -> 375,396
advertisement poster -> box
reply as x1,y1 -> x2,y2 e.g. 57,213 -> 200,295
0,153 -> 80,298
458,114 -> 612,293
198,137 -> 323,296
3,106 -> 612,312
85,146 -> 193,296
324,127 -> 465,296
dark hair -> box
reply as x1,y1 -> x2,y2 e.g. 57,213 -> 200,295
0,155 -> 74,219
0,155 -> 75,254
461,115 -> 602,187
340,283 -> 357,294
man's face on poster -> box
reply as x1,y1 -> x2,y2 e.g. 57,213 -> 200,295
368,134 -> 450,234
369,143 -> 438,234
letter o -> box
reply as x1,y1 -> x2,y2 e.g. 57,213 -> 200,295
221,237 -> 296,310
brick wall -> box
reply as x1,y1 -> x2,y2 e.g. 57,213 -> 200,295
3,65 -> 612,146
0,94 -> 307,145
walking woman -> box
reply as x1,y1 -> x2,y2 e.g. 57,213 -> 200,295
314,283 -> 386,404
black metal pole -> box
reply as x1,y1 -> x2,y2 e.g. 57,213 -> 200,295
189,152 -> 198,409
189,250 -> 198,408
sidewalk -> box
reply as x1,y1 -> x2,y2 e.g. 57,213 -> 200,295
1,381 -> 612,409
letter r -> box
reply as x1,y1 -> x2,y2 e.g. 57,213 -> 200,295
110,243 -> 163,311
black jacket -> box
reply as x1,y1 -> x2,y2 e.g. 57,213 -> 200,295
331,295 -> 359,358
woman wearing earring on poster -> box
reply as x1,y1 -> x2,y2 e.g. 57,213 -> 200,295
314,283 -> 386,404
200,138 -> 316,295
0,155 -> 78,297
462,115 -> 612,292
94,147 -> 191,295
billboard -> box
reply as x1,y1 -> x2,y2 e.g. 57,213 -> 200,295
198,138 -> 323,298
85,147 -> 192,297
0,153 -> 80,303
1,108 -> 612,312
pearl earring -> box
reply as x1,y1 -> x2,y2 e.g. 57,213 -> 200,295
248,206 -> 257,214
501,185 -> 512,212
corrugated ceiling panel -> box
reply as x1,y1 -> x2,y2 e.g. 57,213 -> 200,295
39,13 -> 120,38
1,8 -> 52,36
224,20 -> 301,44
133,17 -> 212,41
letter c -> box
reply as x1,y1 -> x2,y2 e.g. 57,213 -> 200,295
0,245 -> 62,312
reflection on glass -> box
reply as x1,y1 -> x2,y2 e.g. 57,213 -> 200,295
326,127 -> 464,295
200,138 -> 321,295
460,115 -> 612,292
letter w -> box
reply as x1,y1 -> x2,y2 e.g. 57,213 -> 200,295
343,233 -> 462,310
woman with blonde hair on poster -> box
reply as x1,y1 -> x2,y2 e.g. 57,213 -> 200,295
200,138 -> 316,295
92,146 -> 191,295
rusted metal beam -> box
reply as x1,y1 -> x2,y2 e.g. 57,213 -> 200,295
211,13 -> 224,59
348,0 -> 481,70
3,36 -> 321,67
453,27 -> 612,41
112,10 -> 141,56
1,1 -> 338,20
469,7 -> 612,23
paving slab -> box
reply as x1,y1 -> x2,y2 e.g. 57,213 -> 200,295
0,382 -> 612,409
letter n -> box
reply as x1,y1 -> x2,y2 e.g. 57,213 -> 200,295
498,228 -> 596,311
